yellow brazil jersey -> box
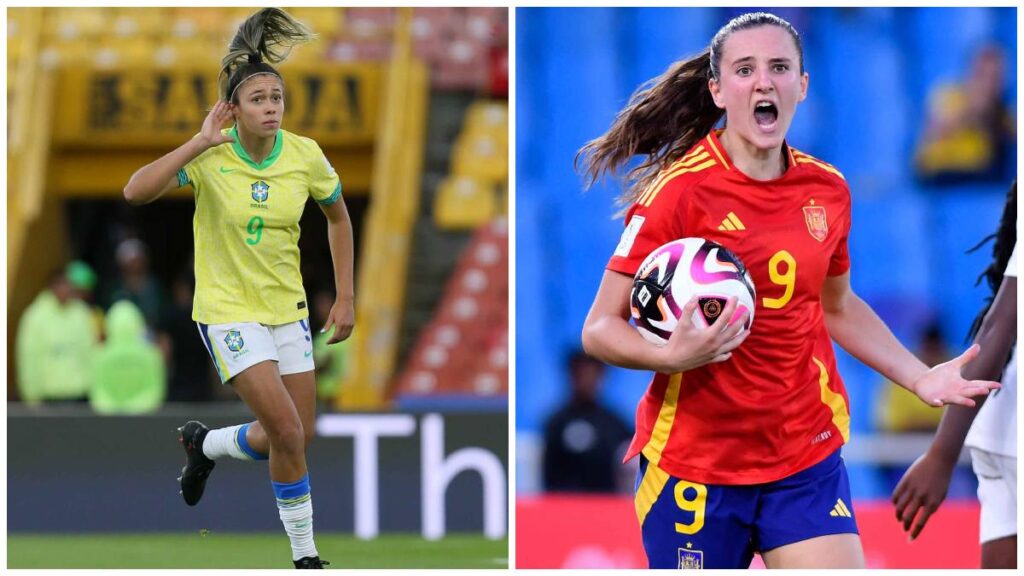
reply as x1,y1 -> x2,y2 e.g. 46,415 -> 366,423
177,126 -> 341,325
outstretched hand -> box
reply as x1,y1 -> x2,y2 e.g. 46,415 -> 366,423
200,101 -> 236,147
910,343 -> 1001,407
321,298 -> 355,345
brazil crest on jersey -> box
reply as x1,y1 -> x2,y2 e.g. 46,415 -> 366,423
607,130 -> 853,485
178,126 -> 341,325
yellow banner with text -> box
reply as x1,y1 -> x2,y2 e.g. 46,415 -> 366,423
53,64 -> 381,147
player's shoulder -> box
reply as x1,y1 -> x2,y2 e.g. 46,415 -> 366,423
789,146 -> 847,187
634,141 -> 723,210
280,129 -> 321,153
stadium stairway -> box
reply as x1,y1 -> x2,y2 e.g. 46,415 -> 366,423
396,91 -> 478,369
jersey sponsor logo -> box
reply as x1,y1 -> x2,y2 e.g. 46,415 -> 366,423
224,329 -> 245,352
717,211 -> 746,232
803,203 -> 828,242
219,166 -> 237,174
678,544 -> 704,569
829,498 -> 853,518
251,180 -> 270,204
615,215 -> 646,257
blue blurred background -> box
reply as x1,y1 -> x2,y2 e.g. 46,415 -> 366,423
515,7 -> 1016,499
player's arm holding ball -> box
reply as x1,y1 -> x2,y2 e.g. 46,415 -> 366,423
583,270 -> 749,374
123,101 -> 235,205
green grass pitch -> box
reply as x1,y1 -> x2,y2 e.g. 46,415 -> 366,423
8,533 -> 509,569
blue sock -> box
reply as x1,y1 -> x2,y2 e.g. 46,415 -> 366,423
272,474 -> 317,560
236,423 -> 268,461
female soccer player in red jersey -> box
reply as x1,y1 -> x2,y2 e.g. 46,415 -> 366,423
893,181 -> 1016,569
578,12 -> 1001,569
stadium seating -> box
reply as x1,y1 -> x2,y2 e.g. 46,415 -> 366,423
394,218 -> 508,398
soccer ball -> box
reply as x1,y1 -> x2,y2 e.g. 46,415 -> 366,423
630,237 -> 756,345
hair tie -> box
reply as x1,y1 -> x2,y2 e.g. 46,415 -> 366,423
248,53 -> 262,64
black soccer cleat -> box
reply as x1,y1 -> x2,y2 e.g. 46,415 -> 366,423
294,556 -> 329,569
178,420 -> 215,506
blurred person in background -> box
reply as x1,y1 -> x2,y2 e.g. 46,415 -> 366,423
89,300 -> 166,414
103,238 -> 166,330
874,323 -> 949,433
578,12 -> 1000,569
15,266 -> 99,405
122,8 -> 355,568
914,45 -> 1016,186
312,289 -> 350,405
543,350 -> 632,494
894,181 -> 1017,568
159,270 -> 216,402
66,259 -> 105,339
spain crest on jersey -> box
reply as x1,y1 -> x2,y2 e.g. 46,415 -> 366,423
678,547 -> 703,569
802,204 -> 828,242
251,180 -> 270,203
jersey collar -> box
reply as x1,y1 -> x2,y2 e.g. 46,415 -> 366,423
706,129 -> 797,176
229,125 -> 283,170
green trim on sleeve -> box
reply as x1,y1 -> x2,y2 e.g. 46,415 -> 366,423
177,168 -> 189,187
317,182 -> 342,206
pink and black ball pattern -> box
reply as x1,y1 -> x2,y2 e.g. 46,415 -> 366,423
630,241 -> 687,343
688,240 -> 756,330
630,238 -> 756,345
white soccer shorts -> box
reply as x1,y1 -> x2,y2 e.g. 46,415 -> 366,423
970,448 -> 1017,544
197,319 -> 315,384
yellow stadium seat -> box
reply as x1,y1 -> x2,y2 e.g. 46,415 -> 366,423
450,132 -> 508,183
46,7 -> 109,40
114,8 -> 170,38
465,100 -> 508,133
171,8 -> 231,38
288,8 -> 343,36
434,176 -> 496,230
96,37 -> 157,68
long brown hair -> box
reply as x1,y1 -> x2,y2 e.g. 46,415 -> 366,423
576,12 -> 804,208
219,8 -> 317,103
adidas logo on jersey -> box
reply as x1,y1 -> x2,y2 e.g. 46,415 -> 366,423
829,498 -> 852,518
717,212 -> 745,231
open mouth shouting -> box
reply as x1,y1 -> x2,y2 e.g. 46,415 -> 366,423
753,100 -> 778,133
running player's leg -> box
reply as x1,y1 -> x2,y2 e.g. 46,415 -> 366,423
973,450 -> 1017,568
179,323 -> 277,506
232,361 -> 320,565
231,360 -> 307,480
982,536 -> 1016,569
757,450 -> 864,568
238,370 -> 317,453
761,534 -> 864,568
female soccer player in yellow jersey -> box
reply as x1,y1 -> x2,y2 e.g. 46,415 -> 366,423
123,8 -> 353,569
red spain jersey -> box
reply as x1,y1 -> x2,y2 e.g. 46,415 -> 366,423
607,130 -> 853,485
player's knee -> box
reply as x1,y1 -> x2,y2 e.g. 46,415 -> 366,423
303,425 -> 315,448
267,419 -> 304,455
